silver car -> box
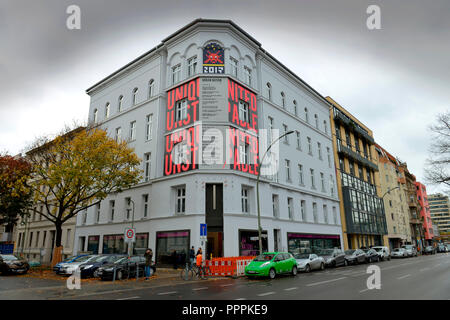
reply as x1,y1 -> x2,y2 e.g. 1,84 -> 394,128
371,246 -> 391,261
401,245 -> 418,257
391,248 -> 408,258
294,253 -> 325,272
58,255 -> 98,275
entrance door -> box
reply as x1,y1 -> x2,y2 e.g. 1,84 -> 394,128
205,184 -> 223,258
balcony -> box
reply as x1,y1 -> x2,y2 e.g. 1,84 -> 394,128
333,108 -> 375,144
337,141 -> 378,171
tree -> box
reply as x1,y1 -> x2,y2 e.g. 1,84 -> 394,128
425,111 -> 450,193
26,127 -> 141,256
0,155 -> 33,236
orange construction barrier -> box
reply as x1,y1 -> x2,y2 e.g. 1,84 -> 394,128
204,256 -> 256,277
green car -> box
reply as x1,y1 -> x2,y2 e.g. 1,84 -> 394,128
244,252 -> 298,279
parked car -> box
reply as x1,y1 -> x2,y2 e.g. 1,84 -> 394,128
245,252 -> 297,279
437,244 -> 448,253
0,254 -> 30,275
401,245 -> 418,257
371,246 -> 391,261
96,255 -> 156,280
344,249 -> 367,265
424,246 -> 437,255
294,253 -> 325,272
363,249 -> 380,263
317,248 -> 347,267
79,254 -> 126,278
57,255 -> 98,275
53,254 -> 89,273
391,248 -> 408,258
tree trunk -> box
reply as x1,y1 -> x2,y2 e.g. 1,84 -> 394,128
51,221 -> 64,267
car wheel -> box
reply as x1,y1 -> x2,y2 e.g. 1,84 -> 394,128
368,257 -> 372,263
269,268 -> 276,279
305,264 -> 311,273
344,259 -> 348,266
292,266 -> 298,276
116,270 -> 123,280
320,263 -> 325,271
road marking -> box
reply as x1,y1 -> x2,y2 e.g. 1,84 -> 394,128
397,274 -> 411,280
157,291 -> 177,295
306,277 -> 347,287
420,267 -> 430,272
359,288 -> 370,293
116,296 -> 140,300
284,287 -> 298,291
192,287 -> 208,291
220,284 -> 233,287
258,291 -> 276,296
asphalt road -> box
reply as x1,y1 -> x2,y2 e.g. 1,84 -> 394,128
64,252 -> 450,300
1,253 -> 448,300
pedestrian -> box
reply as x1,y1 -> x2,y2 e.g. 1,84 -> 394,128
196,249 -> 203,268
189,246 -> 195,269
144,248 -> 153,280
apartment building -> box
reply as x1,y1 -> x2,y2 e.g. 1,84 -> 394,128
428,193 -> 450,243
73,19 -> 343,264
415,182 -> 434,245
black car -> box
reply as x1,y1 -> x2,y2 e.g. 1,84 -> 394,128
317,248 -> 347,267
95,256 -> 156,280
363,249 -> 380,263
0,254 -> 30,275
424,246 -> 437,255
344,249 -> 367,265
79,254 -> 126,278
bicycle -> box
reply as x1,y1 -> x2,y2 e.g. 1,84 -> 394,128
180,263 -> 194,280
193,264 -> 211,280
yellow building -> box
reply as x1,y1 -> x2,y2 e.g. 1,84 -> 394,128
327,97 -> 388,249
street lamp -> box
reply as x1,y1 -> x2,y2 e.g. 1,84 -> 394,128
256,130 -> 295,255
128,199 -> 135,257
381,186 -> 400,199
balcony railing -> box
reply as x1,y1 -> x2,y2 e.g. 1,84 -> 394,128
337,141 -> 378,171
333,108 -> 375,144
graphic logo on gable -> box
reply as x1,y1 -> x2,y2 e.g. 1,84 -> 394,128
203,42 -> 224,74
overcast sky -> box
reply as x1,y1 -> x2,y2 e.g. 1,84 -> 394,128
1,0 -> 449,193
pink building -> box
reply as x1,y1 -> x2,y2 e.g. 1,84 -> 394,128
415,182 -> 434,245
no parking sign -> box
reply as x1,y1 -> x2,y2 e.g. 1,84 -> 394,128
124,228 -> 136,243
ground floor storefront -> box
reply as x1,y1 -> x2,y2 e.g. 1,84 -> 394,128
346,233 -> 386,249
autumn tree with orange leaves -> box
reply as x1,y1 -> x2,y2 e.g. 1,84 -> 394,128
26,127 -> 141,262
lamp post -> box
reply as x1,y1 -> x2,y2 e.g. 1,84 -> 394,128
256,130 -> 294,255
128,199 -> 135,257
381,186 -> 400,200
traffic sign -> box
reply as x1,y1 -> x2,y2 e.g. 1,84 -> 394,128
200,223 -> 207,237
124,228 -> 136,243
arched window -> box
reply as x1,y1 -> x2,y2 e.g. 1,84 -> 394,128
93,109 -> 98,123
105,103 -> 110,118
118,95 -> 123,112
132,88 -> 138,106
314,114 -> 319,129
293,100 -> 298,116
281,92 -> 286,108
266,83 -> 272,101
305,107 -> 309,123
148,79 -> 154,99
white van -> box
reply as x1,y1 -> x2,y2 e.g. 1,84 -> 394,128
371,246 -> 391,261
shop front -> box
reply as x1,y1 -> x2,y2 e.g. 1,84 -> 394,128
155,230 -> 190,266
238,230 -> 268,256
87,235 -> 99,254
102,234 -> 126,254
287,233 -> 341,255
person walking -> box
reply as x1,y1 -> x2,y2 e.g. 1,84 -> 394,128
189,246 -> 195,269
144,248 -> 153,280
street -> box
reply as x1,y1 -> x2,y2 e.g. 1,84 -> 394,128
1,253 -> 448,300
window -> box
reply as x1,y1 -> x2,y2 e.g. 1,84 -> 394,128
349,161 -> 355,175
318,142 -> 322,160
42,231 -> 46,247
93,109 -> 98,123
333,207 -> 338,224
105,103 -> 110,118
230,57 -> 238,77
296,131 -> 301,150
330,175 -> 335,196
298,164 -> 304,185
323,205 -> 328,224
82,209 -> 87,224
148,79 -> 155,98
305,108 -> 309,123
285,159 -> 291,181
125,198 -> 132,220
307,137 -> 312,155
132,88 -> 138,106
35,231 -> 40,248
283,124 -> 289,144
95,203 -> 100,223
293,100 -> 298,116
239,143 -> 249,165
118,95 -> 123,112
310,169 -> 315,189
239,100 -> 249,123
301,200 -> 306,221
320,172 -> 325,192
281,92 -> 286,108
143,194 -> 149,218
244,66 -> 252,85
175,143 -> 187,164
324,120 -> 328,134
288,198 -> 293,220
144,153 -> 151,182
115,127 -> 122,142
241,187 -> 249,213
172,64 -> 181,84
345,130 -> 351,146
109,201 -> 115,222
268,116 -> 274,143
314,114 -> 319,129
129,121 -> 136,141
66,229 -> 71,247
327,147 -> 331,168
176,99 -> 188,121
358,165 -> 363,179
176,187 -> 186,214
187,56 -> 197,77
313,202 -> 318,223
272,195 -> 279,218
266,83 -> 272,100
146,114 -> 153,140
